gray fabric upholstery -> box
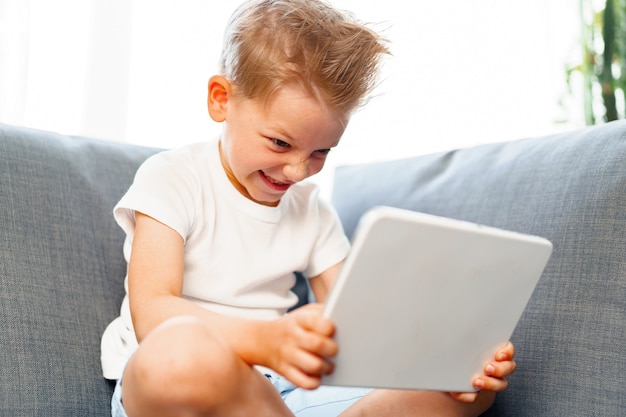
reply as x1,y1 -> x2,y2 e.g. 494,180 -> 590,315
332,120 -> 626,416
1,119 -> 625,416
0,124 -> 160,416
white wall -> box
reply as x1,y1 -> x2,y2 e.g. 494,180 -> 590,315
0,0 -> 583,193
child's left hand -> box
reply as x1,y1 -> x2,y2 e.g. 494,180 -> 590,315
450,341 -> 517,403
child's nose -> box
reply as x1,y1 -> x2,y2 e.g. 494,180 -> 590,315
283,157 -> 309,182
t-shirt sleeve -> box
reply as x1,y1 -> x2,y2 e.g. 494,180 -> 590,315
113,151 -> 198,244
303,197 -> 350,278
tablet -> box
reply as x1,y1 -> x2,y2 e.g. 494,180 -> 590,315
322,206 -> 552,392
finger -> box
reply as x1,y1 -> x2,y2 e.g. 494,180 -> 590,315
298,329 -> 338,358
496,341 -> 515,361
296,351 -> 335,376
476,375 -> 509,392
281,365 -> 323,390
449,391 -> 479,403
296,310 -> 335,337
281,352 -> 334,388
485,359 -> 517,378
279,334 -> 335,376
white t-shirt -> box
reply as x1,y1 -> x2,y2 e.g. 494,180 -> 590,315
100,139 -> 350,380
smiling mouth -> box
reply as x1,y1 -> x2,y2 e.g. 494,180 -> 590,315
259,171 -> 291,191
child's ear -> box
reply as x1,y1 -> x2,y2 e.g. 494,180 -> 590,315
207,75 -> 232,122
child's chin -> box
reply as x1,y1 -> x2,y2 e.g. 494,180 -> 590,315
249,189 -> 282,207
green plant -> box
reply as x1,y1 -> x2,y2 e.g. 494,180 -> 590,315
569,0 -> 626,124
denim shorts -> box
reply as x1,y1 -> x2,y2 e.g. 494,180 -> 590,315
111,371 -> 372,417
110,379 -> 125,417
263,369 -> 373,416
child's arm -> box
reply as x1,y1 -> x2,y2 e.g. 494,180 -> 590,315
308,261 -> 343,303
128,211 -> 338,389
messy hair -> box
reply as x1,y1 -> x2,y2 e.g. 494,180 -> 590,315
219,0 -> 389,116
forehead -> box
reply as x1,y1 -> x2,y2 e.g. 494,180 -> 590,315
258,84 -> 347,144
264,83 -> 347,122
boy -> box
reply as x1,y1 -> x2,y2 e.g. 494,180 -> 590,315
101,0 -> 516,416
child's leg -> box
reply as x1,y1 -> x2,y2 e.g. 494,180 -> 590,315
118,316 -> 294,417
338,389 -> 495,417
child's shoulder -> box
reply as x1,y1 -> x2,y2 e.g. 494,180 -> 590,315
140,141 -> 215,171
134,140 -> 217,183
153,141 -> 215,163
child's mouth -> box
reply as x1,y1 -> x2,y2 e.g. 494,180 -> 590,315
259,171 -> 291,191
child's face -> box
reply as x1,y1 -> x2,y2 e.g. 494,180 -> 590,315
218,83 -> 347,206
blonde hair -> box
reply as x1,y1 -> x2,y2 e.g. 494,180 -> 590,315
219,0 -> 389,116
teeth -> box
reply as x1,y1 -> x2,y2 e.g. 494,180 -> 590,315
265,173 -> 285,185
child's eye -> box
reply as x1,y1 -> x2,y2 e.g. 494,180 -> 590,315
270,138 -> 290,148
314,148 -> 331,156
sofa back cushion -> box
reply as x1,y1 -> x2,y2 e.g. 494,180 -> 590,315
332,120 -> 626,416
0,124 -> 159,416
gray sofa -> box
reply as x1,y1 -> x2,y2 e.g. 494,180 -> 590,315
1,121 -> 625,416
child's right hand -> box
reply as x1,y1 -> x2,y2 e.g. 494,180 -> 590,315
262,303 -> 338,389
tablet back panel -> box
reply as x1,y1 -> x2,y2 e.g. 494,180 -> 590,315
322,206 -> 552,392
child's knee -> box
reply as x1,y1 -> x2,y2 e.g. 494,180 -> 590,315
124,316 -> 240,408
